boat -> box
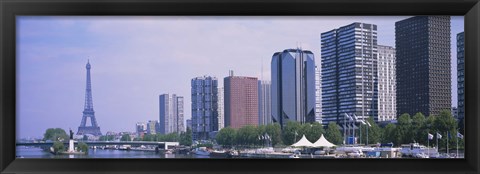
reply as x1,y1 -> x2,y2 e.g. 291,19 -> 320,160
289,151 -> 301,158
192,147 -> 210,156
400,143 -> 438,158
255,147 -> 275,154
210,150 -> 228,158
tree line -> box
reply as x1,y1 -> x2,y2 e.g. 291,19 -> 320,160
215,109 -> 464,150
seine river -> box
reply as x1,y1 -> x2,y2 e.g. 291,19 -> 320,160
16,146 -> 202,158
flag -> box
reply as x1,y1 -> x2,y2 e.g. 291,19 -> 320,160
428,133 -> 434,140
436,132 -> 442,139
366,121 -> 371,127
353,114 -> 358,121
457,132 -> 464,139
448,131 -> 451,139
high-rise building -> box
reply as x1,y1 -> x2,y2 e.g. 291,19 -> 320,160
224,71 -> 259,129
218,87 -> 225,130
315,65 -> 322,123
396,16 -> 451,117
258,80 -> 272,125
186,119 -> 192,131
452,107 -> 459,119
271,48 -> 316,128
135,122 -> 146,137
377,45 -> 397,121
457,31 -> 465,120
191,76 -> 218,140
146,120 -> 160,135
159,94 -> 185,134
321,22 -> 378,127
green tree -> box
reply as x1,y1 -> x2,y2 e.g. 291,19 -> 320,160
180,128 -> 193,146
77,142 -> 89,154
395,113 -> 413,145
99,135 -> 115,141
121,134 -> 131,141
411,112 -> 427,144
52,141 -> 65,154
282,121 -> 302,145
324,122 -> 343,145
82,135 -> 89,141
236,125 -> 257,147
433,110 -> 458,150
265,123 -> 283,146
216,127 -> 236,148
255,125 -> 267,146
382,123 -> 397,145
360,117 -> 382,144
305,122 -> 325,143
43,128 -> 69,142
142,134 -> 155,141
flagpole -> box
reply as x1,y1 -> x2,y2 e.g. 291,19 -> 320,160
446,131 -> 449,155
456,132 -> 459,158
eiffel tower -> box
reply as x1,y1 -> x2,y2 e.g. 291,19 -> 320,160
77,60 -> 102,136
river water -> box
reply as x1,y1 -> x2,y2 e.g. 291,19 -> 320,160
16,146 -> 200,158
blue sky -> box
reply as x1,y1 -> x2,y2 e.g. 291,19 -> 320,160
16,16 -> 464,139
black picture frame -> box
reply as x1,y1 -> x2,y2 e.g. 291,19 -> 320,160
1,0 -> 479,173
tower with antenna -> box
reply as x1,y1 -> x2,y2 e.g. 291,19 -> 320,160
77,60 -> 102,136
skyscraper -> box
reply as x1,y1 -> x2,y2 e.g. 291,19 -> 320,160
159,94 -> 185,134
271,48 -> 316,128
218,87 -> 225,130
258,80 -> 272,125
191,76 -> 219,140
315,65 -> 322,123
377,45 -> 397,121
457,31 -> 465,121
224,71 -> 259,129
321,22 -> 378,127
396,16 -> 451,117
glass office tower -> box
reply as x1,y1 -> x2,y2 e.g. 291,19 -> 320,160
191,76 -> 219,140
271,48 -> 316,129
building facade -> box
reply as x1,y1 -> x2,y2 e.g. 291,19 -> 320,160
377,45 -> 397,121
146,120 -> 160,135
321,22 -> 378,127
159,94 -> 185,134
218,87 -> 225,130
135,122 -> 146,137
191,76 -> 219,140
186,119 -> 192,131
315,65 -> 322,123
271,48 -> 316,128
395,16 -> 451,117
224,71 -> 259,129
457,31 -> 464,120
258,80 -> 272,125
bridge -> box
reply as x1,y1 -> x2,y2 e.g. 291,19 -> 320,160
16,141 -> 180,150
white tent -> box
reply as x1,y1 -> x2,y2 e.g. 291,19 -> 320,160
312,134 -> 336,147
291,135 -> 314,147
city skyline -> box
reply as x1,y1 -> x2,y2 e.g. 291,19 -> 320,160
17,16 -> 463,139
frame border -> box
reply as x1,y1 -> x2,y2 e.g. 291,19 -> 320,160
1,0 -> 479,174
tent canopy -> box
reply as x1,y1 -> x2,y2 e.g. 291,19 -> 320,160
291,135 -> 314,147
312,134 -> 336,147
